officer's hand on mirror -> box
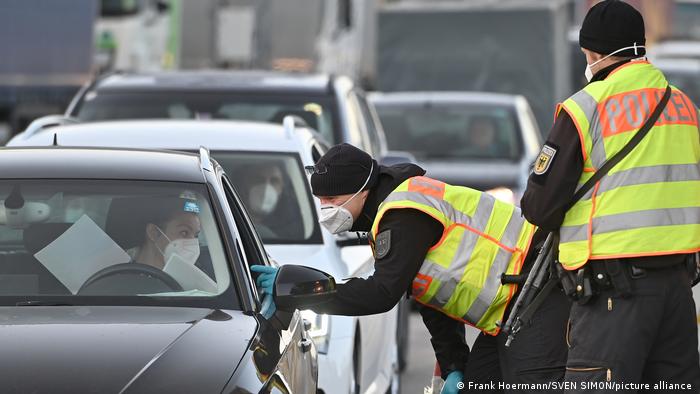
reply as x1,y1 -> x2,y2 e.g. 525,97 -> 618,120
260,294 -> 276,319
251,265 -> 279,295
441,370 -> 464,394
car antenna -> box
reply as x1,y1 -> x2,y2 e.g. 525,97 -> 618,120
52,133 -> 59,146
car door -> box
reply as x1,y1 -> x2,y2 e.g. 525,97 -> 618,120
221,174 -> 317,394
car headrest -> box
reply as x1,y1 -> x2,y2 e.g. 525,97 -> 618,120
23,223 -> 72,255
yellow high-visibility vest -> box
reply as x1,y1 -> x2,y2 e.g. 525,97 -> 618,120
370,176 -> 535,335
557,60 -> 700,269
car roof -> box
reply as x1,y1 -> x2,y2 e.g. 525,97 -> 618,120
367,91 -> 520,106
92,70 -> 334,94
11,120 -> 315,154
0,147 -> 206,182
11,119 -> 321,158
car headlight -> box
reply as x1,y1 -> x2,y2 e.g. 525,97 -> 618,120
300,310 -> 331,354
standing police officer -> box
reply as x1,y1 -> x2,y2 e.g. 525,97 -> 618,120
521,0 -> 700,390
255,143 -> 571,393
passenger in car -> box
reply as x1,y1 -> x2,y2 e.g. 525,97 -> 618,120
240,162 -> 303,239
466,116 -> 505,157
127,198 -> 201,270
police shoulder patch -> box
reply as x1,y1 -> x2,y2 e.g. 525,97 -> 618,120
374,230 -> 392,259
533,144 -> 557,175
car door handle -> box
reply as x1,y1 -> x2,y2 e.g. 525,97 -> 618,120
298,337 -> 313,353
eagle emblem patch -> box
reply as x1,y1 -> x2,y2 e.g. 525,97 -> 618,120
534,145 -> 557,175
374,230 -> 392,259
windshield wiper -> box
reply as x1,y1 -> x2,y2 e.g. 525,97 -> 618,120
15,300 -> 75,307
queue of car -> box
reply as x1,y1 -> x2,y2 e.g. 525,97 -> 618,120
9,118 -> 401,394
0,69 -> 543,392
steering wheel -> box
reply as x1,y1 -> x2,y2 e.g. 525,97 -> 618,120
78,262 -> 183,294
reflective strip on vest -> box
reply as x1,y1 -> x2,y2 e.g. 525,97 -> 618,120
371,176 -> 535,335
558,61 -> 700,269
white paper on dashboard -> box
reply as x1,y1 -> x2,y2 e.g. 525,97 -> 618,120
34,215 -> 131,294
163,254 -> 218,293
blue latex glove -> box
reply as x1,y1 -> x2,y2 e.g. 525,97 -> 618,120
441,371 -> 464,394
260,294 -> 276,319
250,265 -> 279,296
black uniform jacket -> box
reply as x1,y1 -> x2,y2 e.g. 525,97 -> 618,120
310,164 -> 470,377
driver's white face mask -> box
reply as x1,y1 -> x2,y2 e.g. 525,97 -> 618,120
585,43 -> 646,82
155,226 -> 200,265
319,163 -> 374,235
249,182 -> 280,215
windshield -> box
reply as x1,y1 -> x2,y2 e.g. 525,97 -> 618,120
0,180 -> 237,308
214,152 -> 322,245
373,102 -> 523,161
77,91 -> 340,145
664,72 -> 700,107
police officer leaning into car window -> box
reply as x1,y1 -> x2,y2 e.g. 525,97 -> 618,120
520,1 -> 700,391
254,143 -> 571,393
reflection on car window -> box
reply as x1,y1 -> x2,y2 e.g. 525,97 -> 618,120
213,152 -> 322,245
374,104 -> 523,161
0,180 -> 236,307
78,91 -> 339,145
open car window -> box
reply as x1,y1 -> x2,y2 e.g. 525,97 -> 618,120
213,151 -> 322,245
0,180 -> 239,309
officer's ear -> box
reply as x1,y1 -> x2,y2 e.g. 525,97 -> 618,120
359,190 -> 370,204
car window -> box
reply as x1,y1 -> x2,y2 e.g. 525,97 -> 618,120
77,91 -> 342,146
355,91 -> 384,157
213,152 -> 322,245
663,71 -> 700,106
373,103 -> 523,161
345,91 -> 373,154
0,180 -> 238,308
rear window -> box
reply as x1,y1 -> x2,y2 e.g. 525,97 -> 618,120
373,102 -> 523,161
77,90 -> 341,145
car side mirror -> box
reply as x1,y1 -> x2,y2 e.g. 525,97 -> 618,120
379,150 -> 417,166
274,265 -> 337,311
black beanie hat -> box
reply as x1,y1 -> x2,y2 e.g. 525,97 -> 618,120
310,143 -> 379,196
580,0 -> 646,57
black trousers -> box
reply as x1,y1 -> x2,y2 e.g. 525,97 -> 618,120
463,288 -> 572,393
563,262 -> 700,393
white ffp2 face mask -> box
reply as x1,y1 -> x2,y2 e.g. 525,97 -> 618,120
156,226 -> 201,265
318,162 -> 374,234
249,183 -> 280,215
319,203 -> 354,234
584,43 -> 646,82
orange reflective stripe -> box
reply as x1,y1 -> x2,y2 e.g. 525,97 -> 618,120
605,59 -> 649,80
559,104 -> 591,168
598,88 -> 697,137
412,273 -> 432,299
588,247 -> 700,261
408,176 -> 446,199
413,297 -> 505,336
429,223 -> 456,252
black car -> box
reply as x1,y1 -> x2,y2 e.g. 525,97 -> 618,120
65,70 -> 400,162
0,147 -> 335,393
